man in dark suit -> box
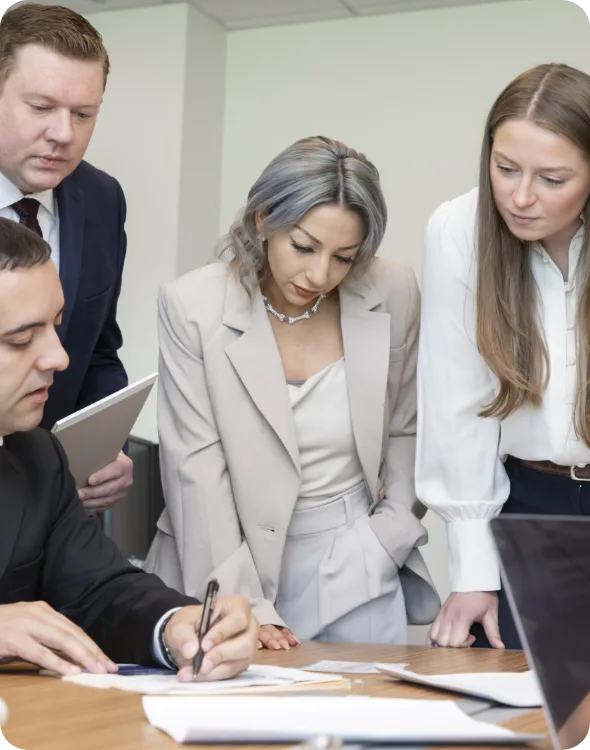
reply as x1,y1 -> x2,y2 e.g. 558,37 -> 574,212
0,4 -> 132,512
0,219 -> 258,677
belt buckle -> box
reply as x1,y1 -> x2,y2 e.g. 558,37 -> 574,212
570,465 -> 590,482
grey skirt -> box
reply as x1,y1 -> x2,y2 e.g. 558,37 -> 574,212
276,483 -> 407,644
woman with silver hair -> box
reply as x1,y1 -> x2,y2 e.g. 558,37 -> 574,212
145,136 -> 440,649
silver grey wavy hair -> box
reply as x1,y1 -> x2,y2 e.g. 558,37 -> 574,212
217,135 -> 387,295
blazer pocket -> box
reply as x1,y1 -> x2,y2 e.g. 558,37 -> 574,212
82,287 -> 110,304
389,345 -> 406,364
156,511 -> 175,537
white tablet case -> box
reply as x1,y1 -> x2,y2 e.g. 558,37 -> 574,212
52,373 -> 157,488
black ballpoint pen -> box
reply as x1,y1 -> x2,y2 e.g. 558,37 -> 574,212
193,578 -> 220,677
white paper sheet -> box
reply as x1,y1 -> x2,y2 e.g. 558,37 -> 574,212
61,664 -> 346,695
302,660 -> 407,674
375,664 -> 543,707
0,698 -> 7,726
142,694 -> 543,744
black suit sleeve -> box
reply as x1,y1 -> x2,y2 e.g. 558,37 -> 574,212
75,180 -> 129,412
41,434 -> 196,665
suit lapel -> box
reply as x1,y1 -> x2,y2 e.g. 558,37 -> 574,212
56,173 -> 84,339
224,278 -> 301,474
340,275 -> 390,503
0,444 -> 26,582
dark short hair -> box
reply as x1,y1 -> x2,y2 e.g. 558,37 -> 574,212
0,3 -> 110,90
0,217 -> 52,271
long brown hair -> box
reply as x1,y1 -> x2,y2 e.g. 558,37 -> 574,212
476,63 -> 590,446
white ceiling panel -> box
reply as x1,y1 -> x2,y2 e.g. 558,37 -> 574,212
345,0 -> 512,11
67,0 -> 518,26
191,0 -> 347,21
190,0 -> 352,29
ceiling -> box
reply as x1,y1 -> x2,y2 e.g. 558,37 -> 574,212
43,0 -> 516,29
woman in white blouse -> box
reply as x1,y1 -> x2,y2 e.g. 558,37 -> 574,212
417,63 -> 590,650
146,136 -> 440,650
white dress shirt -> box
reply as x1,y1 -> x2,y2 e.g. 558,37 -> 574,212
416,187 -> 589,593
0,170 -> 60,271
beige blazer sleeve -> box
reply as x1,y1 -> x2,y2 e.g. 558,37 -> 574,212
156,283 -> 286,627
369,265 -> 427,565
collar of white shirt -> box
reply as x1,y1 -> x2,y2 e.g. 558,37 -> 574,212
0,169 -> 55,217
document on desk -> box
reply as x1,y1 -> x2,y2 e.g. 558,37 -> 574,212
302,660 -> 407,674
142,694 -> 544,744
61,664 -> 347,695
375,664 -> 543,707
0,697 -> 6,726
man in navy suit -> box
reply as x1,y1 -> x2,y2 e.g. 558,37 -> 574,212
0,4 -> 132,512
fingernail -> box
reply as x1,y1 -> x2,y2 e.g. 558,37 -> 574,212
96,660 -> 107,673
202,638 -> 213,651
69,664 -> 81,674
281,641 -> 290,650
78,491 -> 86,500
181,641 -> 197,659
107,660 -> 118,672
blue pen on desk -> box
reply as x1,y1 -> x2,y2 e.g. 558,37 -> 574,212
193,578 -> 220,677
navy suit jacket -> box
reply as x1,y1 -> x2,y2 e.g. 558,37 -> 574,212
41,160 -> 128,430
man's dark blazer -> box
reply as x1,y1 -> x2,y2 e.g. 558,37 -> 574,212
0,428 -> 195,665
40,160 -> 129,430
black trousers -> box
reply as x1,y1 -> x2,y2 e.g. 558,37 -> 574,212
472,456 -> 590,649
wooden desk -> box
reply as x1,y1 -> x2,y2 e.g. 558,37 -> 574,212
0,643 -> 550,750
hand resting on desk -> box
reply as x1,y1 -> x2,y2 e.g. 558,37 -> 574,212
258,624 -> 300,651
0,601 -> 118,676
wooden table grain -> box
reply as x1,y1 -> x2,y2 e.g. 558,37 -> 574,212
0,643 -> 550,750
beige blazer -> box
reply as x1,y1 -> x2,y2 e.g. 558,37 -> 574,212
145,257 -> 441,627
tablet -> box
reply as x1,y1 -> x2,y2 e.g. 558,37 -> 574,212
52,373 -> 158,488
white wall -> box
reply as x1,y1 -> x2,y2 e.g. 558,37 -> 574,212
85,3 -> 226,441
220,0 -> 590,614
177,5 -> 226,277
84,4 -> 187,442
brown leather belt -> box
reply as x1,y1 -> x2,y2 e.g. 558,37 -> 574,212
512,457 -> 590,481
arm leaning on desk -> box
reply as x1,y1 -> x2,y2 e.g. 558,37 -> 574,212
0,643 -> 550,750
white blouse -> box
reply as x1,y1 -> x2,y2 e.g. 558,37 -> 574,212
416,187 -> 588,593
287,357 -> 365,509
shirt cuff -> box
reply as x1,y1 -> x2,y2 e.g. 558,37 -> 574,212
447,519 -> 501,592
152,607 -> 183,667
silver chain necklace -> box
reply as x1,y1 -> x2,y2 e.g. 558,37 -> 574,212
263,293 -> 327,325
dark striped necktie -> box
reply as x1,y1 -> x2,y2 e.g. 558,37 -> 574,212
11,198 -> 43,238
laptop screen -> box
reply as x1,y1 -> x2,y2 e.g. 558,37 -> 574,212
491,515 -> 590,750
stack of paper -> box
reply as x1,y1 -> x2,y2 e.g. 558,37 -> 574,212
375,664 -> 543,707
61,664 -> 347,695
142,694 -> 544,744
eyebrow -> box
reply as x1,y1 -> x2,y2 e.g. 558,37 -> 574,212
494,150 -> 575,174
293,224 -> 361,251
1,306 -> 65,337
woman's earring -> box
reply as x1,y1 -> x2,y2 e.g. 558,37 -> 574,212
258,233 -> 266,248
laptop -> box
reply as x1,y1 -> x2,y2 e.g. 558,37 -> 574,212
491,514 -> 590,750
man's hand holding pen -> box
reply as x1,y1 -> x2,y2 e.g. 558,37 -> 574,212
163,591 -> 258,683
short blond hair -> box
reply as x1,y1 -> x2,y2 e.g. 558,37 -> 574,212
0,3 -> 110,89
